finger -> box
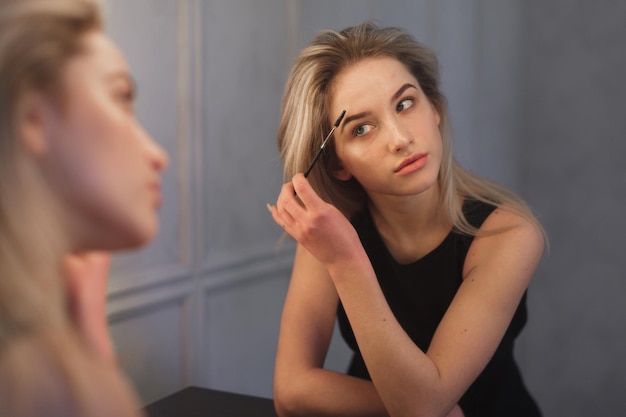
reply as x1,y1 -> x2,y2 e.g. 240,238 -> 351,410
267,195 -> 297,229
277,181 -> 307,221
267,203 -> 287,228
291,173 -> 324,210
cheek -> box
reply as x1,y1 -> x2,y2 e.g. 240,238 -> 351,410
336,139 -> 373,166
334,145 -> 359,176
54,122 -> 140,209
337,149 -> 379,184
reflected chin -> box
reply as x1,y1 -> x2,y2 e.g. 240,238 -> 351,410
122,219 -> 159,250
96,216 -> 159,252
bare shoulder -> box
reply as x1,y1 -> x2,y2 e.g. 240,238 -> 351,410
481,204 -> 544,247
463,204 -> 544,283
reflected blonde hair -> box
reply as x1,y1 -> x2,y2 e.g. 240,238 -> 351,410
0,0 -> 102,350
0,1 -> 142,415
278,22 -> 545,237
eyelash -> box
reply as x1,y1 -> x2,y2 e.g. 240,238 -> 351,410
396,97 -> 414,112
350,96 -> 415,137
119,89 -> 135,103
352,124 -> 371,137
116,88 -> 136,114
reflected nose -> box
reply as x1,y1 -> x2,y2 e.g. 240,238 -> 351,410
144,133 -> 169,172
150,141 -> 169,172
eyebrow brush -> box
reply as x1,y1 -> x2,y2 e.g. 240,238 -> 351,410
303,110 -> 346,178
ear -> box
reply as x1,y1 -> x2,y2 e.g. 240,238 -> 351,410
16,92 -> 51,157
332,164 -> 352,181
432,103 -> 441,126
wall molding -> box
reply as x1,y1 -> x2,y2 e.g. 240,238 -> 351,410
200,245 -> 294,292
108,244 -> 293,321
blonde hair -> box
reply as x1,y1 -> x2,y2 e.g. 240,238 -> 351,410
278,22 -> 545,237
0,1 -> 142,415
0,0 -> 102,349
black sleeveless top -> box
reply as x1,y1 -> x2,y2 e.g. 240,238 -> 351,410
337,200 -> 541,417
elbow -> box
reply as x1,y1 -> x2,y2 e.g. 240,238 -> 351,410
273,376 -> 305,417
273,394 -> 296,417
273,397 -> 290,417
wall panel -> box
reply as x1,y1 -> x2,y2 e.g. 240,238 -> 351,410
201,0 -> 290,272
111,299 -> 186,405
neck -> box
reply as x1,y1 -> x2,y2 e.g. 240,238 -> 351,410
368,183 -> 447,236
366,184 -> 455,264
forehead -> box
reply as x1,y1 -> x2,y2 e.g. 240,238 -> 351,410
63,31 -> 129,81
330,56 -> 419,108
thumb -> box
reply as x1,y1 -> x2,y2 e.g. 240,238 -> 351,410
292,173 -> 323,209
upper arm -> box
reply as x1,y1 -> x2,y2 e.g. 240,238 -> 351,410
275,243 -> 340,379
426,207 -> 544,398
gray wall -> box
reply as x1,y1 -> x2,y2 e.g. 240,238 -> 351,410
101,1 -> 624,415
518,1 -> 626,415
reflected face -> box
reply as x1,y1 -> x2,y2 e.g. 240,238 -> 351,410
43,31 -> 169,250
329,56 -> 442,202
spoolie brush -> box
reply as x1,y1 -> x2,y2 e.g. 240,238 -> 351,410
303,110 -> 346,178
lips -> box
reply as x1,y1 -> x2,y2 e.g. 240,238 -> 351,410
394,153 -> 428,174
151,182 -> 162,209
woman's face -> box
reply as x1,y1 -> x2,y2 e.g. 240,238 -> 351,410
40,31 -> 168,250
329,56 -> 442,203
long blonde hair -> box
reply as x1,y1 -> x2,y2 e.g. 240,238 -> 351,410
0,0 -> 102,350
0,1 -> 142,415
278,22 -> 545,237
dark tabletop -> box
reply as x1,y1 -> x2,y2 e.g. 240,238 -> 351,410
144,386 -> 278,417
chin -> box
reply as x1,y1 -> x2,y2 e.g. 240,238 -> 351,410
125,222 -> 158,249
103,218 -> 159,251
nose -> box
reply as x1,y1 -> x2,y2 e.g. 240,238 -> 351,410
145,134 -> 169,172
387,119 -> 414,153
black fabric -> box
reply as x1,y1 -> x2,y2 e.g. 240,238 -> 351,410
337,200 -> 541,417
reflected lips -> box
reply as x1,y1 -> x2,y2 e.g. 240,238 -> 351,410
152,183 -> 162,209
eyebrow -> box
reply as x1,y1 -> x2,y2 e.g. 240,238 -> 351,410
106,71 -> 136,89
391,83 -> 418,102
340,83 -> 419,133
341,111 -> 372,133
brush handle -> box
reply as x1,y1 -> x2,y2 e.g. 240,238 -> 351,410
302,110 -> 346,178
304,147 -> 324,178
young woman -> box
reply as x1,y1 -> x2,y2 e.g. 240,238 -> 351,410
0,0 -> 168,415
268,22 -> 545,417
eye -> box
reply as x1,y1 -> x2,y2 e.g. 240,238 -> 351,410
396,98 -> 414,112
116,87 -> 135,111
353,123 -> 373,137
121,86 -> 135,102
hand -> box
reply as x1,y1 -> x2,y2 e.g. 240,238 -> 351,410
267,174 -> 364,268
63,251 -> 116,363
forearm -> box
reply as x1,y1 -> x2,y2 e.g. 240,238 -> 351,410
275,367 -> 388,417
328,258 -> 452,417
